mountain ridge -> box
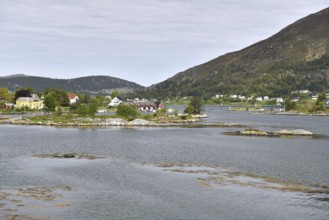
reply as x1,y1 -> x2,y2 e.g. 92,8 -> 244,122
142,7 -> 329,98
0,74 -> 144,95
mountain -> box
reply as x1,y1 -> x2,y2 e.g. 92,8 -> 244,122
0,75 -> 144,95
142,7 -> 329,98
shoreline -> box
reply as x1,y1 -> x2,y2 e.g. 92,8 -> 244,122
0,118 -> 247,128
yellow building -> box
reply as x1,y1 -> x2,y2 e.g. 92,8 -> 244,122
16,94 -> 43,109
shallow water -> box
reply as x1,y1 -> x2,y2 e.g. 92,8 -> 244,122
1,107 -> 329,219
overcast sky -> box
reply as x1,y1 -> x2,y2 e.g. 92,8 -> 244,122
0,0 -> 328,86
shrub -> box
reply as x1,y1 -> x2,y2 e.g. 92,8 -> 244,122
116,104 -> 138,119
76,103 -> 89,116
184,97 -> 203,114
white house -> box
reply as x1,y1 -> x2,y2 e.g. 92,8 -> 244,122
292,97 -> 300,102
312,95 -> 318,100
108,97 -> 122,107
263,96 -> 269,101
238,95 -> 246,100
292,89 -> 310,94
275,97 -> 284,105
256,97 -> 263,102
67,93 -> 79,105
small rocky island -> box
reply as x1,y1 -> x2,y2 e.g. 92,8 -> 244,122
231,128 -> 314,137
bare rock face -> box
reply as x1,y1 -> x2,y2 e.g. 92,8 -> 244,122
274,129 -> 313,136
128,119 -> 153,126
92,118 -> 103,124
105,118 -> 128,126
238,128 -> 314,137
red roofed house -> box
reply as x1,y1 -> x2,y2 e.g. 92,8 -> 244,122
67,93 -> 79,105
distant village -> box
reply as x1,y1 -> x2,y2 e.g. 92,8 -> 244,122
0,87 -> 165,113
1,87 -> 329,114
212,89 -> 329,109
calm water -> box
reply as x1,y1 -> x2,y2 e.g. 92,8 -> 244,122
1,107 -> 329,219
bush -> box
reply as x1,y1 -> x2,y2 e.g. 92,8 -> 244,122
76,104 -> 89,116
44,95 -> 59,111
184,97 -> 203,114
116,104 -> 138,119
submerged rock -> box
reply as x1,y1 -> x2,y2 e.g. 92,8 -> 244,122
145,162 -> 329,194
33,153 -> 105,160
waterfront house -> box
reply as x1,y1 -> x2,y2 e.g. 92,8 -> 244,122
108,97 -> 122,108
256,97 -> 263,102
16,94 -> 43,109
238,95 -> 246,100
312,94 -> 319,100
292,89 -> 310,94
292,97 -> 300,102
122,99 -> 164,112
3,103 -> 15,109
67,93 -> 79,105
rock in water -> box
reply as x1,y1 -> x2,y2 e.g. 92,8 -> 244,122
240,128 -> 269,136
274,129 -> 313,136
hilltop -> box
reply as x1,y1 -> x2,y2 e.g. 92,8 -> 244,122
140,7 -> 329,98
0,75 -> 144,95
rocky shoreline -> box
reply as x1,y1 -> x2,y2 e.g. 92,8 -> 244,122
0,114 -> 250,128
0,117 -> 201,127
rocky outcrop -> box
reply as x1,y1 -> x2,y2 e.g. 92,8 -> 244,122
274,129 -> 313,136
33,153 -> 105,160
240,128 -> 271,136
236,128 -> 314,137
128,119 -> 154,126
104,118 -> 128,126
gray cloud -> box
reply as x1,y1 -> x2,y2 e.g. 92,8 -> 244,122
0,0 -> 328,85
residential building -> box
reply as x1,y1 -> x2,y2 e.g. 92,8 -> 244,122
3,103 -> 15,109
122,99 -> 164,112
16,94 -> 43,109
256,97 -> 263,102
108,97 -> 122,107
67,93 -> 79,105
312,94 -> 319,100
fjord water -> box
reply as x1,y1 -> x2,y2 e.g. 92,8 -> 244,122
1,107 -> 329,219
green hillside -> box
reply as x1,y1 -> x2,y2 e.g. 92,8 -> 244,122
140,7 -> 329,99
0,75 -> 144,95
